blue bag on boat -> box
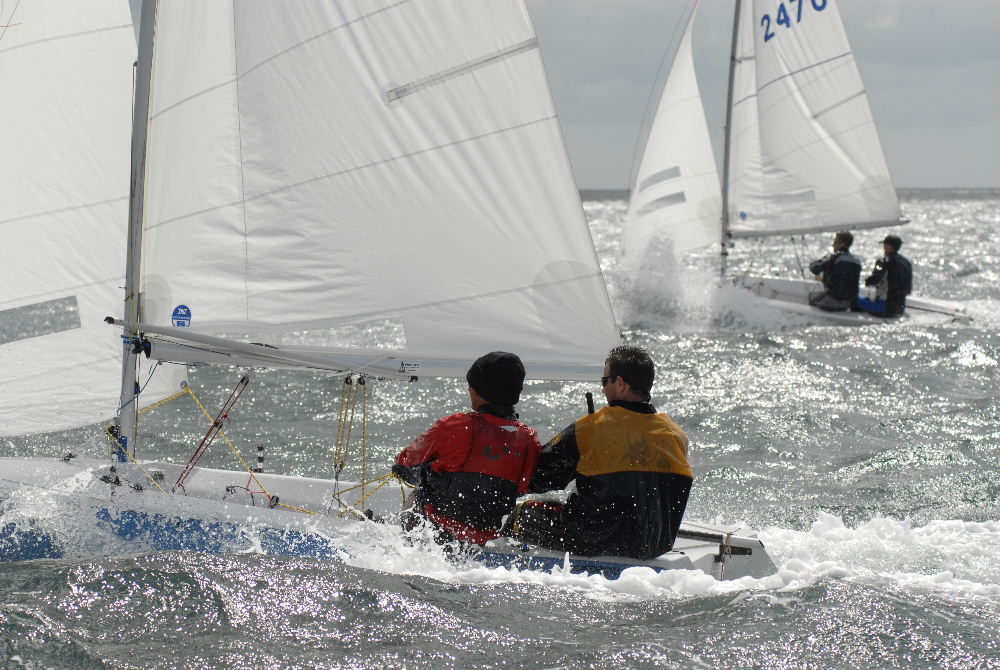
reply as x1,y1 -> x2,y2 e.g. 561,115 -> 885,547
855,296 -> 887,314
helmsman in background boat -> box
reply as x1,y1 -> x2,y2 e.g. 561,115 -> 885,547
854,235 -> 913,318
512,345 -> 693,560
807,231 -> 863,312
392,352 -> 542,546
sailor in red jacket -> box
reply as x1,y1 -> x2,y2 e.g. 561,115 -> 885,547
393,351 -> 542,545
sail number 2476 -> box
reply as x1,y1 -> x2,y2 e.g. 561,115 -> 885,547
761,0 -> 828,42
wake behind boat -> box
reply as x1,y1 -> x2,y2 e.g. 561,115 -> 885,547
624,0 -> 968,325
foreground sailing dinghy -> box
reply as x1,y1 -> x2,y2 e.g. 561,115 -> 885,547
0,0 -> 774,580
624,0 -> 967,325
0,458 -> 775,580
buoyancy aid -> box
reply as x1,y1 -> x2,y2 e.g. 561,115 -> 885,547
395,408 -> 542,542
528,401 -> 693,559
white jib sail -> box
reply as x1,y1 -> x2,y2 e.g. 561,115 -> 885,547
728,0 -> 901,237
625,0 -> 721,261
0,0 -> 185,437
136,1 -> 620,380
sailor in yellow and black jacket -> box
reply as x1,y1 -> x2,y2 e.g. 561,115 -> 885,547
519,346 -> 693,560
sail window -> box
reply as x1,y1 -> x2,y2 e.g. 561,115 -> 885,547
0,296 -> 81,345
383,38 -> 539,103
636,191 -> 687,218
637,167 -> 682,194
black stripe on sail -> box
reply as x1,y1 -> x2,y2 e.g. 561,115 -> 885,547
638,167 -> 682,194
636,191 -> 686,218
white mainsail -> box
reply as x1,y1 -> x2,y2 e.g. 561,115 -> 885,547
624,0 -> 721,262
0,0 -> 183,437
727,0 -> 901,237
136,1 -> 619,380
723,0 -> 766,237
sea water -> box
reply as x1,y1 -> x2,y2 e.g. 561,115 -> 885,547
1,189 -> 998,669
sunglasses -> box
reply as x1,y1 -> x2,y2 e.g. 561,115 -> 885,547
600,375 -> 618,387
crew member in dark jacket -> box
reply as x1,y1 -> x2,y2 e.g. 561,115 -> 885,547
857,234 -> 912,317
393,351 -> 542,545
514,345 -> 693,560
807,231 -> 862,311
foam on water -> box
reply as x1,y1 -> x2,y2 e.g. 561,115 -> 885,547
303,507 -> 1000,606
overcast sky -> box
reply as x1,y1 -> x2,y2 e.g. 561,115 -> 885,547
527,0 -> 1000,189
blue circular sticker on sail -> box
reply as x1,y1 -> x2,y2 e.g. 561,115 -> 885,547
171,304 -> 192,328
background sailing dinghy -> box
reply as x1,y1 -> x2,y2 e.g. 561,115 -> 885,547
624,0 -> 968,325
0,0 -> 774,581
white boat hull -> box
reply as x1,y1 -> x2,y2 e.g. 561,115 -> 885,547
0,457 -> 775,580
729,275 -> 969,326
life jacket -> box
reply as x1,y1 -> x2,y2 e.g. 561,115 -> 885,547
402,411 -> 542,542
566,403 -> 693,558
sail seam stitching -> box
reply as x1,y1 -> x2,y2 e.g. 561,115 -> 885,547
0,276 -> 120,311
0,22 -> 130,55
158,270 -> 608,336
730,179 -> 898,235
231,0 -> 251,322
0,0 -> 21,46
142,116 -> 556,232
147,0 -> 415,121
757,57 -> 856,119
729,217 -> 906,238
0,197 -> 128,228
755,51 -> 852,94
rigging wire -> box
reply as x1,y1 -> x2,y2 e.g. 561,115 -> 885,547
115,359 -> 162,414
790,235 -> 807,278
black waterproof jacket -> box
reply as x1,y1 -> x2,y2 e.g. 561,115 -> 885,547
808,250 -> 863,301
865,252 -> 912,315
529,400 -> 693,560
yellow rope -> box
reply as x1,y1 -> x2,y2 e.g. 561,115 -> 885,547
360,378 -> 368,497
138,387 -> 189,416
330,471 -> 414,518
332,376 -> 351,471
103,429 -> 167,494
275,502 -> 320,516
339,378 -> 360,472
119,375 -> 395,520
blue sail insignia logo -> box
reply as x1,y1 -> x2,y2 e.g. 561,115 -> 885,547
171,305 -> 192,327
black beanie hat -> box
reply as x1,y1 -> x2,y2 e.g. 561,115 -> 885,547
466,351 -> 525,406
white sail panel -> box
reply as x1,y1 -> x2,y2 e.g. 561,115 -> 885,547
729,0 -> 900,236
625,1 -> 721,260
0,0 -> 184,437
139,1 -> 619,372
726,0 -> 767,232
